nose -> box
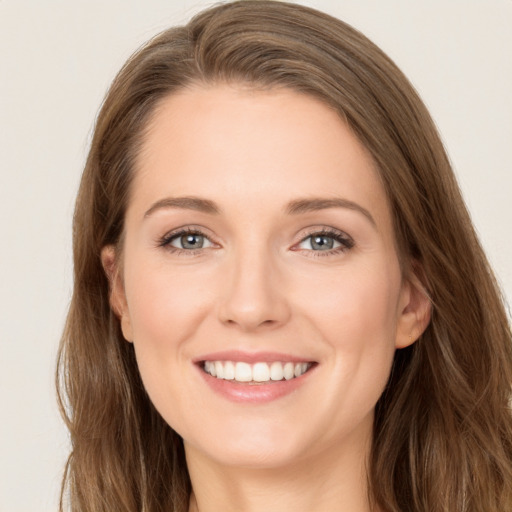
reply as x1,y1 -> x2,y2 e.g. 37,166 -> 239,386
217,246 -> 291,332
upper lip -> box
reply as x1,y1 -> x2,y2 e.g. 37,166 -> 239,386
193,350 -> 316,364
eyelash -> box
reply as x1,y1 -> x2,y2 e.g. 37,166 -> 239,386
157,227 -> 213,256
295,228 -> 355,257
157,227 -> 355,257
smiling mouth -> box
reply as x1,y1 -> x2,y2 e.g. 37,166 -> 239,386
201,360 -> 315,383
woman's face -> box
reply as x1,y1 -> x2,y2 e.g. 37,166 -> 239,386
106,84 -> 425,469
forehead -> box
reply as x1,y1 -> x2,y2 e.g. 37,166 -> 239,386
130,84 -> 390,226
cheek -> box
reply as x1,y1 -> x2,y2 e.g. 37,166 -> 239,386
301,260 -> 401,346
122,261 -> 216,430
120,255 -> 215,401
297,260 -> 401,409
124,260 -> 213,350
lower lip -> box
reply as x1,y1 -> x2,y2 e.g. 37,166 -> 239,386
196,365 -> 315,404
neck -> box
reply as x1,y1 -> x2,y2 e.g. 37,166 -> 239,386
185,423 -> 377,512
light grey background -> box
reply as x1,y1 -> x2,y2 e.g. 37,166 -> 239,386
1,1 -> 510,510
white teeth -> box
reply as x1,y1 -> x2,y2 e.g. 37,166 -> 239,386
203,360 -> 312,382
253,362 -> 270,382
235,362 -> 252,382
283,362 -> 295,380
294,362 -> 308,377
224,361 -> 235,380
215,361 -> 224,379
270,361 -> 284,381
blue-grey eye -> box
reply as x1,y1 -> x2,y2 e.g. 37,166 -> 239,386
170,233 -> 212,250
298,234 -> 342,251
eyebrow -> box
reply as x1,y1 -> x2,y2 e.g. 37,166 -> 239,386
286,197 -> 376,227
144,196 -> 220,217
143,195 -> 376,227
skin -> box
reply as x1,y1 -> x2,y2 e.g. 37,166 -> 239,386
103,84 -> 430,512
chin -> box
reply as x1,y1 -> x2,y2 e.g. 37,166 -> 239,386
184,419 -> 313,470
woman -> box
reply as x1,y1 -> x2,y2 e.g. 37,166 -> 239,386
57,1 -> 512,510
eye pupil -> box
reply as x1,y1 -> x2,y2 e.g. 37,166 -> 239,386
311,235 -> 334,250
181,234 -> 204,249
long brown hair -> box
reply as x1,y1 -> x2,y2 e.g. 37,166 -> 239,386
57,1 -> 512,510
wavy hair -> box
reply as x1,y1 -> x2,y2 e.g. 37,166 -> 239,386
57,1 -> 512,510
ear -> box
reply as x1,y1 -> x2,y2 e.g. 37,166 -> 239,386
395,265 -> 431,349
101,245 -> 134,342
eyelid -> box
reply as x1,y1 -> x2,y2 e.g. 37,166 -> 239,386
155,224 -> 354,256
292,226 -> 355,254
157,225 -> 219,252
